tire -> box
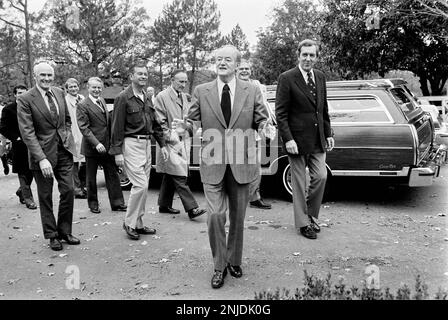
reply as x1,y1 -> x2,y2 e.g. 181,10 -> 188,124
278,160 -> 331,202
117,167 -> 132,191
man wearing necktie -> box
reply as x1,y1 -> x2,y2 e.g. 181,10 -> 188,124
154,69 -> 207,220
276,39 -> 335,240
76,77 -> 126,214
173,45 -> 270,289
17,62 -> 80,251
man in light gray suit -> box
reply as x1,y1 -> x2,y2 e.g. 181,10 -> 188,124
173,45 -> 272,289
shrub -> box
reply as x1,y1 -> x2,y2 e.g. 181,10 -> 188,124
254,270 -> 446,300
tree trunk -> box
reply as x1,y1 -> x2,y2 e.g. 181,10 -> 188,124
429,77 -> 447,96
418,73 -> 430,96
24,0 -> 33,87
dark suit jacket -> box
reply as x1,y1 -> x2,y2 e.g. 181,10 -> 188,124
17,86 -> 75,170
76,96 -> 110,157
0,101 -> 30,173
275,67 -> 332,155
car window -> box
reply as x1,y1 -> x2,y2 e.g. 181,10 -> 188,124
328,96 -> 392,123
389,88 -> 418,119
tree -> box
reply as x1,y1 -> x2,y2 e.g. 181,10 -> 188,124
222,24 -> 250,59
185,0 -> 221,93
321,0 -> 448,95
0,0 -> 35,87
48,0 -> 149,81
251,0 -> 324,84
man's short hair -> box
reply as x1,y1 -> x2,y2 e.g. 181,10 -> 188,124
65,78 -> 79,89
87,77 -> 103,86
297,39 -> 320,57
216,45 -> 242,64
170,69 -> 187,79
238,59 -> 251,68
33,61 -> 54,75
13,84 -> 27,95
129,61 -> 148,75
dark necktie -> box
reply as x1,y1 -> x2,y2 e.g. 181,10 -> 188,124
307,71 -> 317,101
221,84 -> 231,126
45,91 -> 59,125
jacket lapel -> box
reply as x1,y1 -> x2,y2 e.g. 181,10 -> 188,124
293,68 -> 317,107
87,97 -> 107,125
228,79 -> 248,128
205,80 -> 227,128
30,87 -> 55,126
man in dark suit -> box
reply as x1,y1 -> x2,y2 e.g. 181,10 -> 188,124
17,62 -> 81,251
76,77 -> 126,214
173,45 -> 273,289
276,39 -> 335,240
0,84 -> 37,209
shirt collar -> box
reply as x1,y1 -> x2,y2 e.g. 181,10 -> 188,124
89,94 -> 101,104
36,85 -> 52,99
298,65 -> 314,82
217,76 -> 236,96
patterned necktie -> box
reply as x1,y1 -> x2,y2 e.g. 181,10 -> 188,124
307,71 -> 317,101
45,91 -> 59,125
221,84 -> 231,126
96,99 -> 105,113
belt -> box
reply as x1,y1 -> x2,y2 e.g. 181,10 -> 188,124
127,135 -> 151,140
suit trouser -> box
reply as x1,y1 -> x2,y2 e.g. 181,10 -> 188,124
248,170 -> 261,202
158,173 -> 198,212
72,161 -> 86,193
203,165 -> 249,271
33,146 -> 74,239
288,152 -> 327,229
17,171 -> 34,203
85,154 -> 124,209
123,137 -> 151,229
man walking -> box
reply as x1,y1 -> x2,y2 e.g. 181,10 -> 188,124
77,77 -> 127,214
0,84 -> 37,209
65,78 -> 87,199
154,70 -> 206,220
110,62 -> 168,240
275,39 -> 334,240
17,62 -> 80,251
173,45 -> 271,289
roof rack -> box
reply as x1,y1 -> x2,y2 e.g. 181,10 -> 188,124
326,78 -> 408,89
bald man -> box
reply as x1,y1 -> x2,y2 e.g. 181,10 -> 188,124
17,62 -> 80,251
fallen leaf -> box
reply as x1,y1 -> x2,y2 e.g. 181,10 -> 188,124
47,272 -> 55,277
48,263 -> 54,267
437,213 -> 446,217
73,221 -> 80,224
172,248 -> 183,254
36,260 -> 42,263
140,284 -> 149,289
101,222 -> 111,226
79,217 -> 87,220
59,253 -> 68,258
125,258 -> 133,262
159,258 -> 170,263
92,235 -> 99,238
0,293 -> 4,296
141,241 -> 148,246
320,223 -> 329,227
292,252 -> 301,256
434,227 -> 441,231
93,224 -> 98,227
152,235 -> 161,239
36,289 -> 43,294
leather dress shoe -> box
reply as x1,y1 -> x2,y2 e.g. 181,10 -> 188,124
211,268 -> 227,289
59,234 -> 81,245
49,238 -> 63,251
123,223 -> 140,240
16,190 -> 25,204
135,226 -> 156,235
227,264 -> 243,278
90,206 -> 101,214
308,215 -> 321,233
187,208 -> 206,220
25,200 -> 37,210
112,204 -> 127,212
159,206 -> 180,214
250,199 -> 272,209
300,225 -> 317,239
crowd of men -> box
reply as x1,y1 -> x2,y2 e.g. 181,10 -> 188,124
0,39 -> 334,289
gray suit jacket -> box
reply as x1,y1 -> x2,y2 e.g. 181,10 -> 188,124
187,78 -> 269,185
76,96 -> 110,157
17,86 -> 75,170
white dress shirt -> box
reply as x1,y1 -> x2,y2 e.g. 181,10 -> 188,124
298,65 -> 315,84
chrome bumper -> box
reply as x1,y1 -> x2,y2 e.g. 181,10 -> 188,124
409,144 -> 447,186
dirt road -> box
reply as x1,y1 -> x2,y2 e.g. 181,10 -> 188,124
0,166 -> 447,300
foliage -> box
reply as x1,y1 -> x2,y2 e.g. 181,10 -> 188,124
251,0 -> 326,84
320,0 -> 448,95
221,24 -> 251,59
254,270 -> 446,300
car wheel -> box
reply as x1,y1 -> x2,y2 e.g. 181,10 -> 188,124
117,167 -> 132,190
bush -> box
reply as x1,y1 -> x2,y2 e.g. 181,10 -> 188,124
254,270 -> 447,300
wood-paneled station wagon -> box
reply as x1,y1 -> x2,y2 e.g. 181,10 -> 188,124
263,79 -> 447,197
